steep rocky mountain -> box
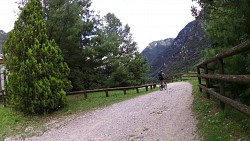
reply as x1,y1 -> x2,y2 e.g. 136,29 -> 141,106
141,38 -> 174,65
141,19 -> 211,78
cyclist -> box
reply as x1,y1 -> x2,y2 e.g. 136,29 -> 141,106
158,70 -> 167,90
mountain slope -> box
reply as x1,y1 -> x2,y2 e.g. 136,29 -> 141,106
141,38 -> 174,65
142,19 -> 211,78
0,30 -> 8,53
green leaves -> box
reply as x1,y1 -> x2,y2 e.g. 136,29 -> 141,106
3,0 -> 71,114
96,13 -> 148,87
12,0 -> 148,91
195,0 -> 250,107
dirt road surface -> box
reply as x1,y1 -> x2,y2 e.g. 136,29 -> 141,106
21,82 -> 198,141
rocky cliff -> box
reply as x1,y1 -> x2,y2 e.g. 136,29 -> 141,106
141,19 -> 211,78
141,38 -> 174,66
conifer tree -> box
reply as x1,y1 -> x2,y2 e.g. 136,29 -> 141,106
3,0 -> 72,114
100,13 -> 149,87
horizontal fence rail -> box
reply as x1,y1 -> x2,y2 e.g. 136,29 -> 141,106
199,84 -> 250,115
197,39 -> 250,117
0,84 -> 156,106
197,39 -> 250,67
67,84 -> 157,99
197,74 -> 250,84
169,73 -> 197,82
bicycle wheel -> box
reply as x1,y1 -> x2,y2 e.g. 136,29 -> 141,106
159,84 -> 163,91
164,84 -> 167,90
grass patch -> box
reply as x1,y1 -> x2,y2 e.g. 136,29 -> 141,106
187,77 -> 250,141
0,87 -> 158,140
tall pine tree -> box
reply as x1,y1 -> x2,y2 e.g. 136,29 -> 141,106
100,13 -> 149,87
17,0 -> 99,91
3,0 -> 72,114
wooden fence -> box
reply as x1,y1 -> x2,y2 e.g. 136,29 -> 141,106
168,72 -> 197,82
196,39 -> 250,116
0,84 -> 156,107
66,84 -> 157,99
168,73 -> 183,82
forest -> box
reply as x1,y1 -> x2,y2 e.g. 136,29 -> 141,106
191,0 -> 250,107
1,0 -> 249,114
2,0 -> 148,114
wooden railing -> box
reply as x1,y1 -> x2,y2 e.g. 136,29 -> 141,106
0,84 -> 156,106
169,73 -> 183,82
196,39 -> 250,116
168,72 -> 197,82
67,84 -> 157,99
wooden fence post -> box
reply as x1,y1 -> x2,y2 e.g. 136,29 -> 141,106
0,75 -> 4,106
146,86 -> 148,91
136,88 -> 139,93
105,90 -> 109,97
123,89 -> 126,95
2,70 -> 6,107
204,64 -> 210,99
150,85 -> 152,89
219,59 -> 225,110
197,67 -> 202,92
3,91 -> 6,107
84,91 -> 87,99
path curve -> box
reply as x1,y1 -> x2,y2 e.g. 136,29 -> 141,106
26,82 -> 199,141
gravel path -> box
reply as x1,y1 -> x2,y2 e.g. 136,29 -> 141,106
26,82 -> 199,141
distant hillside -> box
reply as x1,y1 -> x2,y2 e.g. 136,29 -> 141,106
141,38 -> 174,65
0,30 -> 8,53
141,19 -> 211,79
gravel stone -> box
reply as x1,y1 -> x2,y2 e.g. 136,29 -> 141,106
25,82 -> 199,141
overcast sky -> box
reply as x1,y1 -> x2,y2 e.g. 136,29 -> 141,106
0,0 -> 19,32
0,0 -> 196,52
91,0 -> 196,51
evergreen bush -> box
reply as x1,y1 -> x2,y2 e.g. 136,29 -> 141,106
3,0 -> 72,114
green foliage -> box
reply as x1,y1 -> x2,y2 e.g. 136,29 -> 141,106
205,7 -> 246,47
0,30 -> 8,53
75,13 -> 149,89
108,65 -> 131,87
193,0 -> 250,46
40,0 -> 96,91
16,1 -> 149,90
3,0 -> 72,114
99,13 -> 149,87
193,0 -> 250,106
187,77 -> 250,141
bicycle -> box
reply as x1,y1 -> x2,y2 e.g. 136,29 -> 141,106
159,81 -> 167,91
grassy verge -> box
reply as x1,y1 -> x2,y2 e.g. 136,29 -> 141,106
187,77 -> 250,141
0,87 -> 158,140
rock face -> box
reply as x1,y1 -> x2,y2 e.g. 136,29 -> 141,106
141,38 -> 174,66
141,19 -> 211,78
